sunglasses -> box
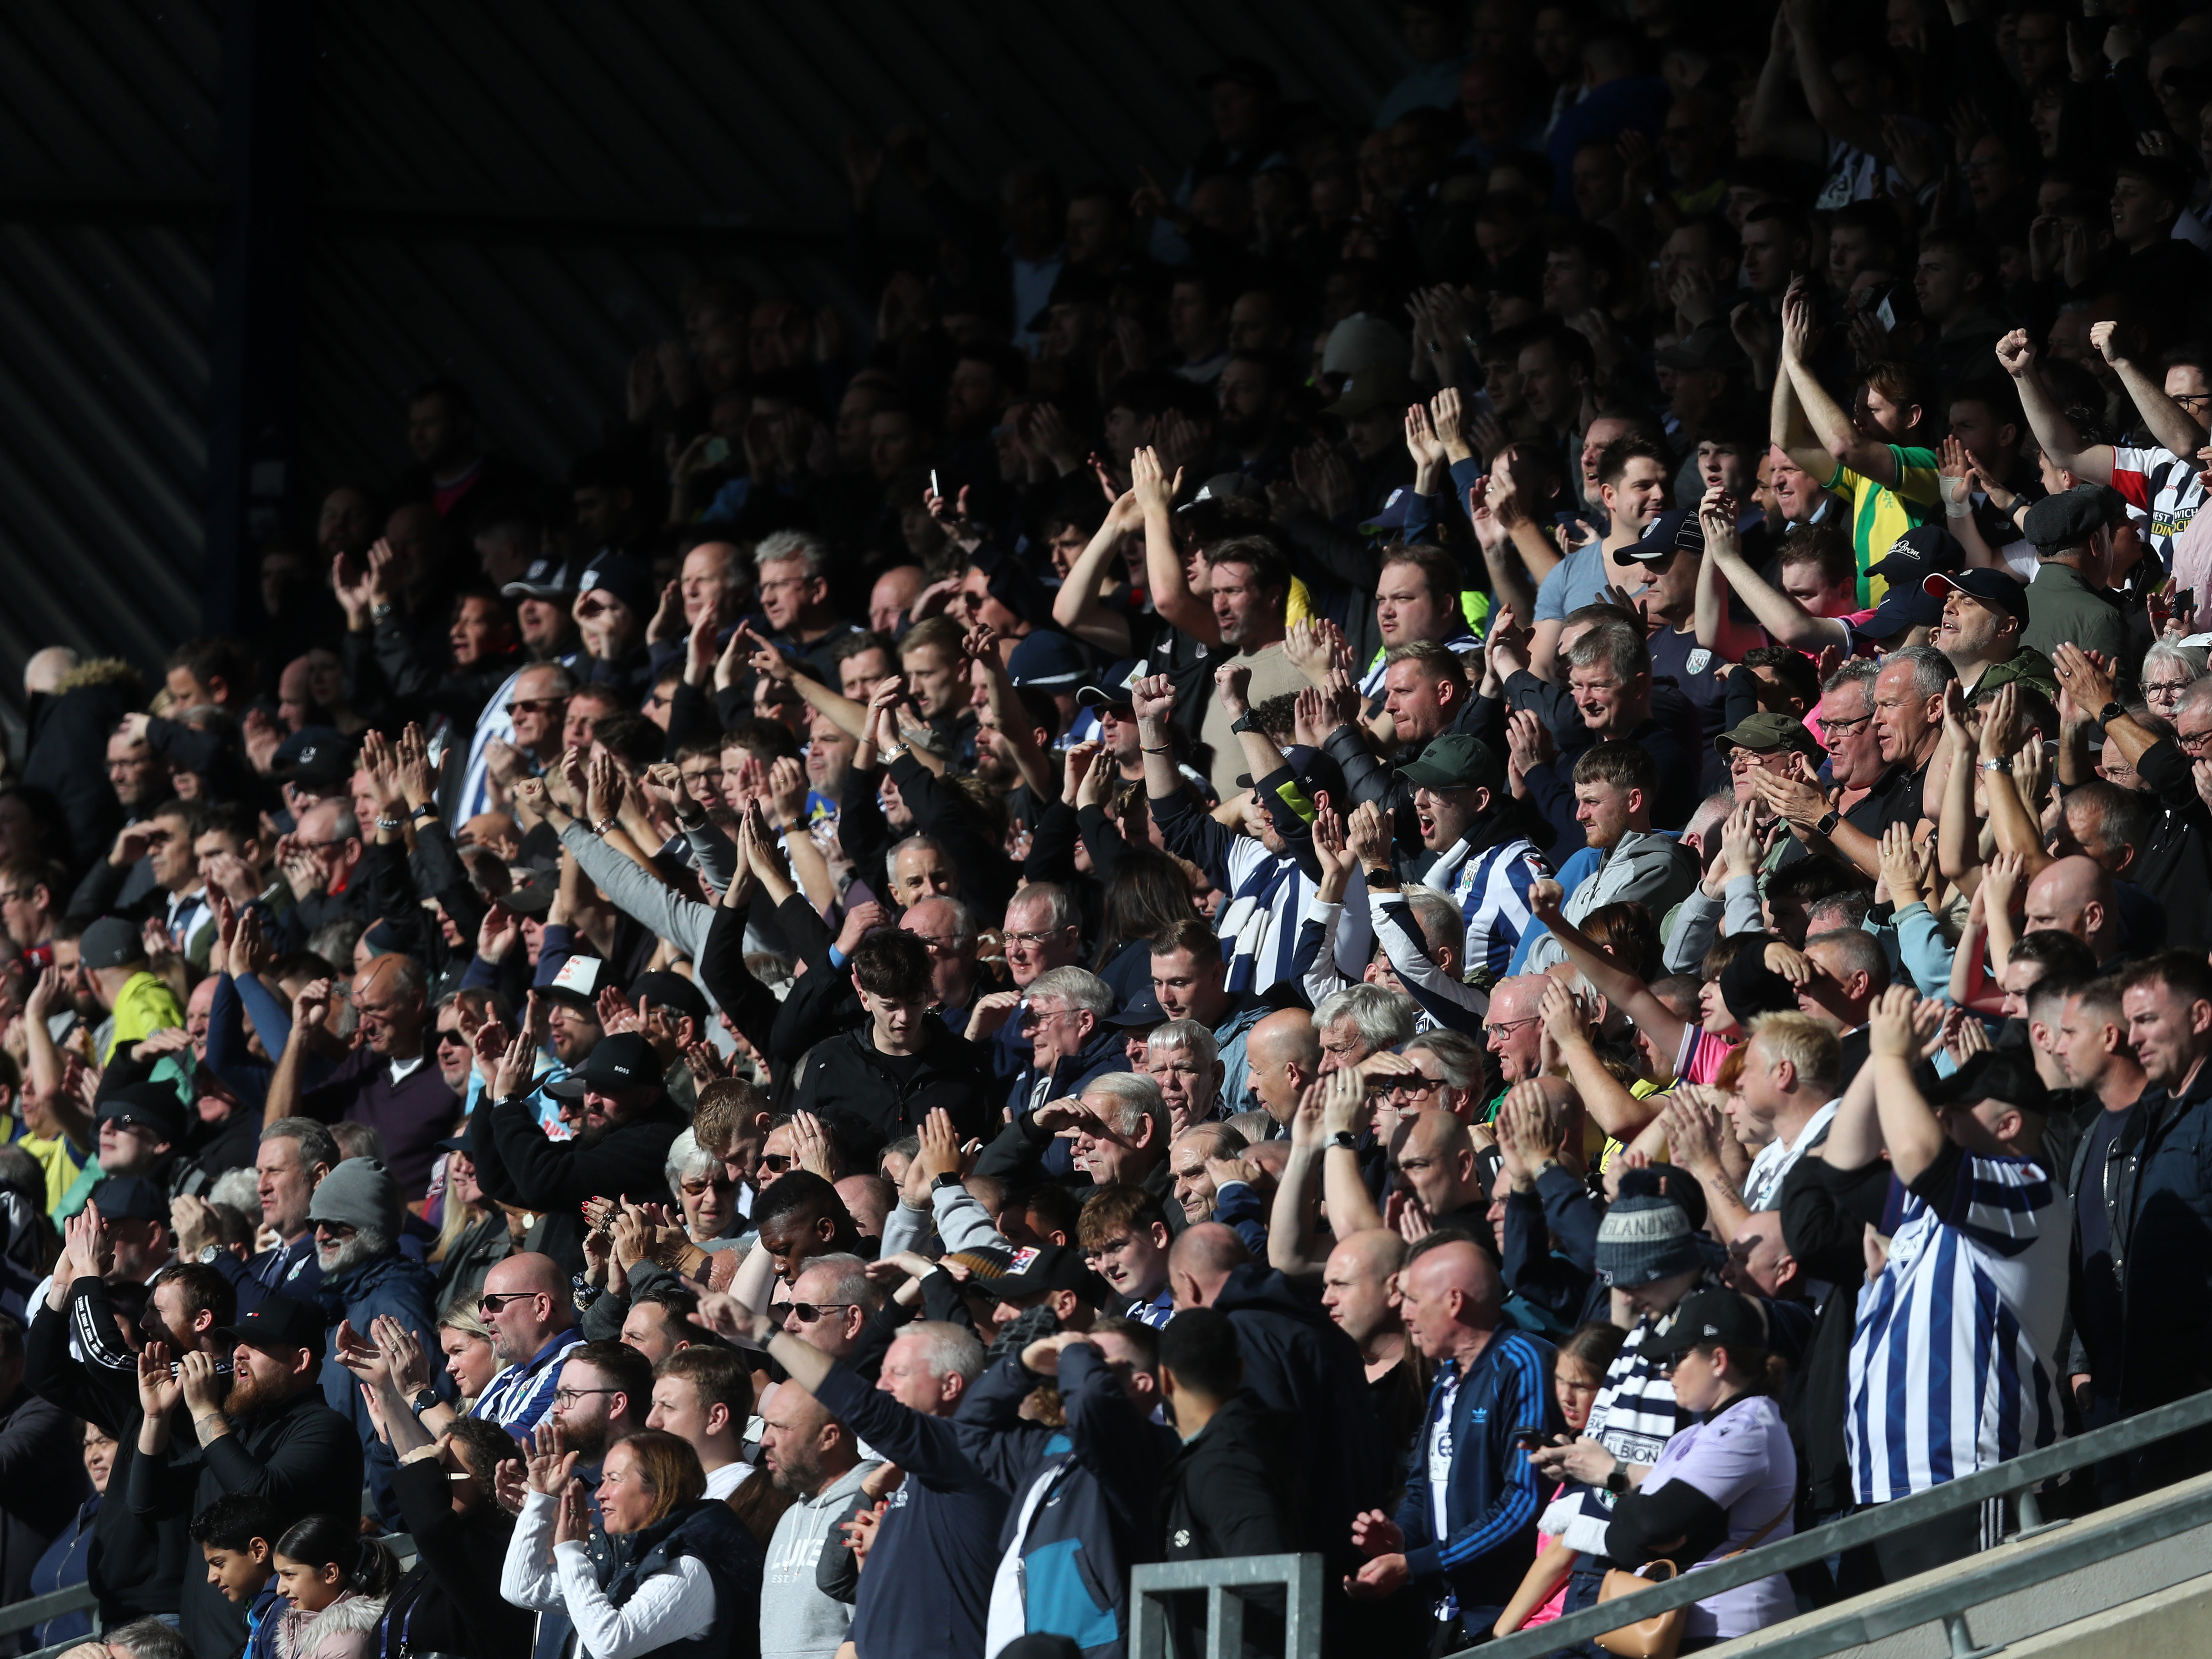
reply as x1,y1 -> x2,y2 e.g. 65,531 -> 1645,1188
504,697 -> 565,718
478,1292 -> 537,1313
785,1302 -> 857,1323
756,1153 -> 794,1174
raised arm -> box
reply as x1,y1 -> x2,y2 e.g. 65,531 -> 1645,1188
1051,487 -> 1143,654
1266,1088 -> 1330,1279
2093,320 -> 2208,460
1129,670 -> 1188,807
1781,280 -> 1898,486
965,624 -> 1056,802
1694,490 -> 1812,654
1526,878 -> 1689,1058
262,978 -> 332,1128
1133,447 -> 1217,643
1785,0 -> 1889,158
1865,987 -> 1949,1183
1999,330 -> 2116,485
741,622 -> 873,742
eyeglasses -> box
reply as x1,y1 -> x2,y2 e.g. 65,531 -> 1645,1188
435,1028 -> 469,1047
1003,929 -> 1066,947
756,1153 -> 794,1174
478,1292 -> 537,1314
1385,1076 -> 1444,1100
2146,680 -> 2195,696
552,1388 -> 619,1408
315,1222 -> 357,1240
1487,1016 -> 1542,1037
504,697 -> 566,717
1816,714 -> 1872,736
784,1302 -> 857,1322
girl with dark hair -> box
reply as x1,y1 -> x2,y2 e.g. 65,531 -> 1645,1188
269,1517 -> 396,1659
1495,1319 -> 1632,1636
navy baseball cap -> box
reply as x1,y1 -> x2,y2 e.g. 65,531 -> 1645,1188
1612,508 -> 1706,565
1007,631 -> 1090,692
1925,568 -> 2031,625
1860,583 -> 1945,641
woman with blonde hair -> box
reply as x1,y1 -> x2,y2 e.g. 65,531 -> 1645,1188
500,1428 -> 764,1659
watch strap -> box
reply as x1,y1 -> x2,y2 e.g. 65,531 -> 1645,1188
2097,701 -> 2127,729
1814,809 -> 1841,838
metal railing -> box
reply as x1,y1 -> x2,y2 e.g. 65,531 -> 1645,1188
1446,1383 -> 2212,1659
1122,1387 -> 2212,1659
1130,1552 -> 1323,1659
0,1534 -> 416,1659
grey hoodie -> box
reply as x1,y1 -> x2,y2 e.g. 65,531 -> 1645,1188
760,1460 -> 881,1659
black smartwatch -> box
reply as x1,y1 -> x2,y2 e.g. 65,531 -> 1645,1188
2096,701 -> 2127,729
931,1171 -> 964,1192
1330,1131 -> 1359,1151
1229,712 -> 1260,734
1813,809 -> 1841,838
1605,1466 -> 1630,1495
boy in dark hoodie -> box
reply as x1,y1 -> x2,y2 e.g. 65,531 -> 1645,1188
190,1493 -> 283,1659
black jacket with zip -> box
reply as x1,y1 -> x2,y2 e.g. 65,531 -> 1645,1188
790,1019 -> 991,1166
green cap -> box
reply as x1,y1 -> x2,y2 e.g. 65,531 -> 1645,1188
1713,711 -> 1825,758
1396,734 -> 1505,791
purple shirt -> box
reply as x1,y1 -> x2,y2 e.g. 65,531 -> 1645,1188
300,1047 -> 462,1199
1635,1393 -> 1796,1641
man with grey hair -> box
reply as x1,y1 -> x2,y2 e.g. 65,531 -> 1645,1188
979,965 -> 1130,1181
1168,1121 -> 1269,1249
304,1156 -> 438,1523
1314,983 -> 1419,1075
978,883 -> 1086,1088
781,1251 -> 883,1364
980,1071 -> 1178,1224
900,893 -> 984,1027
754,527 -> 865,684
705,1299 -> 1003,1659
887,832 -> 959,911
1146,1017 -> 1224,1131
1753,643 -> 1956,882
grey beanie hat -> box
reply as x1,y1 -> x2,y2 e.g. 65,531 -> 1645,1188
1594,1191 -> 1704,1287
307,1156 -> 402,1239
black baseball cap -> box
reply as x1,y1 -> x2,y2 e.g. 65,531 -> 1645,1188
1859,582 -> 1945,641
1921,1048 -> 2050,1118
1866,524 -> 1964,583
1076,659 -> 1142,710
628,970 -> 709,1030
86,1174 -> 166,1222
97,1083 -> 187,1146
1925,568 -> 2031,624
991,1244 -> 1111,1305
1106,986 -> 1167,1030
1612,508 -> 1706,566
545,1032 -> 659,1098
215,1294 -> 327,1362
1639,1287 -> 1771,1364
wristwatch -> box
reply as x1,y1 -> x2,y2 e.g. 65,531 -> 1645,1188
1605,1466 -> 1630,1495
407,1389 -> 440,1418
2096,702 -> 2127,729
196,1244 -> 221,1265
1979,758 -> 2013,774
1813,809 -> 1841,838
1228,712 -> 1260,734
931,1171 -> 964,1192
1330,1130 -> 1359,1151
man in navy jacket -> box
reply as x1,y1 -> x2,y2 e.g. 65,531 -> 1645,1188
1346,1232 -> 1558,1646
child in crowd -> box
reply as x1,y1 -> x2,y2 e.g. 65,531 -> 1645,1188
190,1494 -> 284,1659
1493,1321 -> 1630,1636
266,1515 -> 398,1659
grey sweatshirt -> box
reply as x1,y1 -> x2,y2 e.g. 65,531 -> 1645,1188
760,1460 -> 881,1659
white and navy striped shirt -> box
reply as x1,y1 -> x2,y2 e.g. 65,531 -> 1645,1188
1430,835 -> 1549,979
1848,1147 -> 2064,1504
1216,844 -> 1313,998
472,1327 -> 586,1436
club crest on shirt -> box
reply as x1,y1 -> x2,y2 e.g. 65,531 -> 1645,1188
1684,648 -> 1714,677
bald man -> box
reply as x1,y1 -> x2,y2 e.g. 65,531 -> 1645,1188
1388,1111 -> 1488,1234
1168,1224 -> 1389,1587
1345,1236 -> 1557,1637
1242,1008 -> 1321,1127
2023,854 -> 2124,965
1723,1212 -> 1801,1301
1322,1229 -> 1411,1385
280,953 -> 458,1198
468,1251 -> 584,1435
1484,976 -> 1551,1092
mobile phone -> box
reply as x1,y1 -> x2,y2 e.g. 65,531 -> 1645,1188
1512,1427 -> 1563,1449
1876,294 -> 1897,332
930,468 -> 941,499
700,436 -> 730,468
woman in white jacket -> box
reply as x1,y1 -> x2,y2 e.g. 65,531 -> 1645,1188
500,1423 -> 764,1659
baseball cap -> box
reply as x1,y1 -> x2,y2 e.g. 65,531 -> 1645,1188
1360,486 -> 1413,535
1106,985 -> 1167,1030
86,1174 -> 166,1222
1925,568 -> 2031,625
1320,313 -> 1412,379
1866,524 -> 1964,583
1076,659 -> 1142,710
545,1032 -> 660,1098
97,1083 -> 186,1146
576,553 -> 656,620
1654,324 -> 1747,373
1921,1047 -> 2051,1118
990,1243 -> 1111,1304
1233,744 -> 1348,810
1638,1287 -> 1772,1364
628,969 -> 709,1030
2022,483 -> 2127,555
498,869 -> 559,917
1325,361 -> 1415,419
1176,473 -> 1267,517
79,917 -> 145,972
1007,631 -> 1090,691
280,732 -> 354,793
1859,582 -> 1945,641
1396,734 -> 1505,793
541,953 -> 608,1011
215,1294 -> 327,1362
501,557 -> 574,602
1714,711 -> 1825,759
1612,508 -> 1706,566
